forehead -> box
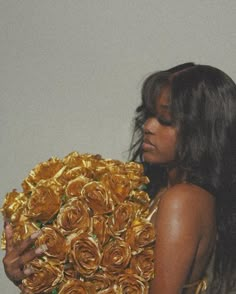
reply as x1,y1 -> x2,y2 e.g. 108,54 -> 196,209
156,87 -> 171,111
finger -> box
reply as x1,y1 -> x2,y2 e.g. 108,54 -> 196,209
5,222 -> 14,253
17,230 -> 42,255
17,244 -> 48,268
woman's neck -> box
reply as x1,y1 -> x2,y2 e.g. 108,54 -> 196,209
167,167 -> 179,187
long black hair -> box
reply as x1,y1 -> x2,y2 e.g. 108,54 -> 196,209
129,63 -> 236,293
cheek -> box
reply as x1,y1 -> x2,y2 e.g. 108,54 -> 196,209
158,130 -> 177,158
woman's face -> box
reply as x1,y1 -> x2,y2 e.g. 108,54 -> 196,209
142,88 -> 178,165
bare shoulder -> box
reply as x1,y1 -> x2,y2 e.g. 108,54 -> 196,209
159,183 -> 215,212
156,183 -> 215,236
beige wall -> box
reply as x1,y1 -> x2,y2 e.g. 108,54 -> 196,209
1,1 -> 236,292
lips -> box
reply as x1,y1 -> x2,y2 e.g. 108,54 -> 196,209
142,138 -> 155,151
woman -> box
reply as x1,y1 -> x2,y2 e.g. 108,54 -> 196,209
3,63 -> 236,293
129,63 -> 236,293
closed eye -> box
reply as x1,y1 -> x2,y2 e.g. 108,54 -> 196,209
156,115 -> 173,126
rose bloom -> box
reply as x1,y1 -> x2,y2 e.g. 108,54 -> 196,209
58,166 -> 94,186
125,219 -> 156,253
129,190 -> 151,216
101,239 -> 131,273
22,258 -> 64,294
57,197 -> 90,235
81,182 -> 114,215
35,226 -> 68,262
85,272 -> 113,293
69,233 -> 101,277
58,279 -> 96,294
22,157 -> 64,193
108,202 -> 137,236
1,220 -> 38,249
116,270 -> 148,294
124,161 -> 144,176
65,176 -> 91,198
130,247 -> 154,281
1,190 -> 28,223
63,263 -> 78,280
92,215 -> 111,246
125,162 -> 150,190
63,151 -> 102,169
97,288 -> 117,294
93,159 -> 125,179
101,173 -> 131,203
26,179 -> 62,223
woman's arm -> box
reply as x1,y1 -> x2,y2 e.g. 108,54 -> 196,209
149,184 -> 207,294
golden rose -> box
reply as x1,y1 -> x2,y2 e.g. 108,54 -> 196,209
92,215 -> 111,246
22,157 -> 64,193
101,239 -> 131,273
116,270 -> 148,294
101,173 -> 131,203
125,219 -> 156,253
63,151 -> 102,168
109,202 -> 137,235
57,198 -> 90,235
59,167 -> 93,185
94,159 -> 124,179
124,161 -> 144,176
130,190 -> 150,216
81,182 -> 114,215
85,272 -> 113,293
130,247 -> 154,281
65,176 -> 90,198
125,162 -> 149,189
58,279 -> 96,294
63,263 -> 78,280
97,288 -> 117,294
22,258 -> 64,294
1,190 -> 28,223
35,226 -> 68,262
12,220 -> 38,246
70,233 -> 101,277
26,179 -> 62,223
1,220 -> 38,249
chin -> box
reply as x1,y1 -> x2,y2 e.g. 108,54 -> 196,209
142,152 -> 160,164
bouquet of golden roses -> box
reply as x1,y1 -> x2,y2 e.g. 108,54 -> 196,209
1,152 -> 155,293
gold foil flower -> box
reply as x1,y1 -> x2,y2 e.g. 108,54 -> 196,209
58,278 -> 96,294
22,258 -> 64,294
1,151 -> 155,293
92,215 -> 111,246
81,181 -> 114,215
35,226 -> 68,262
85,272 -> 113,293
65,176 -> 90,198
69,232 -> 102,277
1,190 -> 28,223
56,197 -> 90,235
108,202 -> 137,235
130,247 -> 155,281
26,179 -> 62,223
116,270 -> 149,294
101,239 -> 131,273
125,218 -> 156,253
22,157 -> 64,194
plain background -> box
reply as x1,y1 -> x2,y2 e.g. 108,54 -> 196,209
1,1 -> 236,293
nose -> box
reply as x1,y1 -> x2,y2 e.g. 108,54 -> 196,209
143,117 -> 157,134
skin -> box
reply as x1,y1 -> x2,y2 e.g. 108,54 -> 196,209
3,89 -> 216,293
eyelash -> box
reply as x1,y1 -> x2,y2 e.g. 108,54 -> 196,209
156,115 -> 173,126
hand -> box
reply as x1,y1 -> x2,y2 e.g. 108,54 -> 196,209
2,221 -> 47,290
